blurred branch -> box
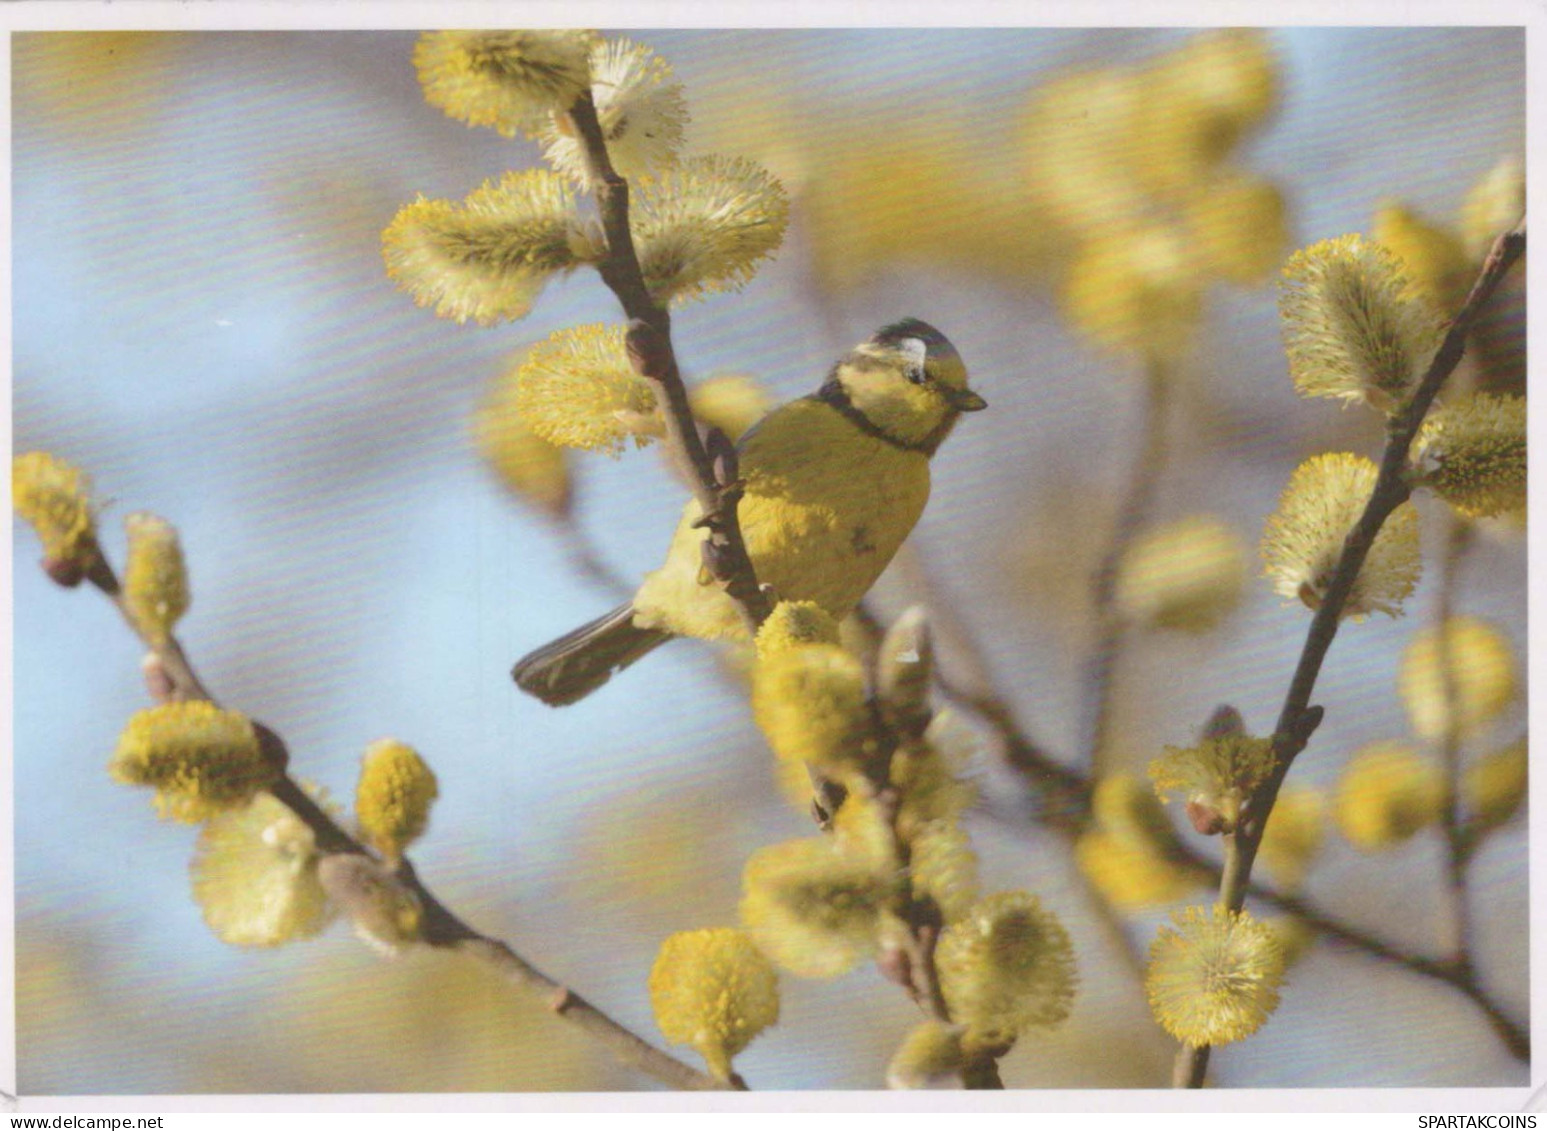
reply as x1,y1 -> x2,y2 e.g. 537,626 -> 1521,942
80,559 -> 735,1093
567,93 -> 771,633
877,549 -> 1088,826
556,521 -> 634,599
1429,516 -> 1478,971
1433,515 -> 1476,973
1080,357 -> 1170,777
1175,218 -> 1528,1088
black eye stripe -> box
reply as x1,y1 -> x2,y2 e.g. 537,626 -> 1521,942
906,364 -> 928,385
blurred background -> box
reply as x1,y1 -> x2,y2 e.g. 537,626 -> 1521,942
12,26 -> 1528,1092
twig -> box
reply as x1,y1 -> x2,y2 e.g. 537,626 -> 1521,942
1173,219 -> 1527,1088
557,521 -> 634,599
1080,357 -> 1170,777
1433,515 -> 1476,971
80,561 -> 734,1093
566,93 -> 771,633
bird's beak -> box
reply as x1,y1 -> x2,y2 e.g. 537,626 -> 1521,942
947,388 -> 988,412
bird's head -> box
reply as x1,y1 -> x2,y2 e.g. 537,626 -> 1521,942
825,318 -> 986,454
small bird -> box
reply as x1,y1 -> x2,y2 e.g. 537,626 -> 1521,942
513,318 -> 986,705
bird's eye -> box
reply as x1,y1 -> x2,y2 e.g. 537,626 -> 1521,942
905,364 -> 928,385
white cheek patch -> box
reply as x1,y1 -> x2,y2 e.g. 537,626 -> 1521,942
898,337 -> 928,369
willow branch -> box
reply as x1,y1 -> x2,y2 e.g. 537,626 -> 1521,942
566,93 -> 770,632
1173,219 -> 1527,1088
79,563 -> 732,1093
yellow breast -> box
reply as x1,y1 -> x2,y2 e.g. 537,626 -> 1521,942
632,397 -> 932,641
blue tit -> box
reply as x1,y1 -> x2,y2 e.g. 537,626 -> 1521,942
513,318 -> 986,705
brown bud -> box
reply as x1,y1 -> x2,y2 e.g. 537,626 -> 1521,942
141,653 -> 176,704
1202,704 -> 1245,741
706,426 -> 739,487
700,537 -> 734,585
42,555 -> 85,588
317,852 -> 423,957
878,607 -> 934,738
1186,798 -> 1230,836
809,774 -> 847,829
624,319 -> 673,382
876,942 -> 914,992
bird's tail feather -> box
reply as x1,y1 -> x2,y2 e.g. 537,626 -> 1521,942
512,603 -> 671,706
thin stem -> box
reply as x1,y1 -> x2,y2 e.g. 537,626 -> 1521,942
557,522 -> 634,599
83,560 -> 732,1092
1081,358 -> 1169,777
1434,515 -> 1476,971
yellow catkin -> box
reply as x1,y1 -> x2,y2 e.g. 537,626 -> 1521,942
1464,738 -> 1527,830
1146,905 -> 1285,1048
110,701 -> 276,823
876,606 -> 934,735
648,928 -> 779,1081
1261,452 -> 1421,619
1092,773 -> 1178,848
1399,617 -> 1518,742
754,601 -> 843,658
935,891 -> 1077,1052
514,323 -> 659,454
382,170 -> 583,326
689,374 -> 772,443
316,853 -> 423,957
751,641 -> 873,780
1459,156 -> 1525,263
1279,234 -> 1444,412
475,368 -> 571,517
630,155 -> 790,305
908,821 -> 979,925
1183,173 -> 1288,286
1256,785 -> 1325,891
122,512 -> 190,644
1061,219 -> 1203,361
886,1021 -> 967,1089
1412,394 -> 1526,520
540,38 -> 688,187
738,837 -> 892,979
12,451 -> 98,575
1333,741 -> 1444,850
1371,201 -> 1472,315
191,787 -> 336,947
1117,514 -> 1246,633
1075,830 -> 1203,912
355,739 -> 439,859
1150,732 -> 1277,834
413,30 -> 596,138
